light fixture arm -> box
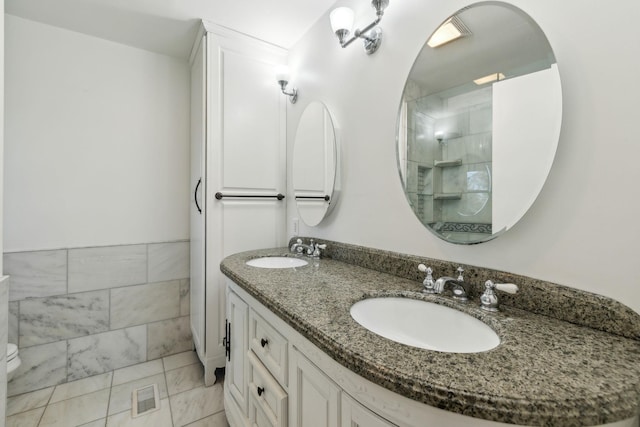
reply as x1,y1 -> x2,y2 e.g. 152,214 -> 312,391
338,14 -> 383,48
331,0 -> 389,55
278,80 -> 298,104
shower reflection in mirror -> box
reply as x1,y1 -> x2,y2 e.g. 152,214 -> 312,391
397,2 -> 562,244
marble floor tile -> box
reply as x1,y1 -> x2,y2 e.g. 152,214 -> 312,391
39,388 -> 110,427
166,362 -> 204,396
112,359 -> 164,386
19,291 -> 110,347
148,241 -> 189,283
162,350 -> 199,372
50,372 -> 112,403
68,245 -> 147,293
110,281 -> 180,329
184,412 -> 229,427
68,326 -> 146,381
8,342 -> 67,397
5,364 -> 228,427
169,384 -> 224,427
147,316 -> 192,360
5,406 -> 45,427
106,398 -> 172,427
108,373 -> 168,416
4,249 -> 67,301
6,386 -> 54,416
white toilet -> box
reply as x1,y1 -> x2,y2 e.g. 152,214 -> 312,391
7,343 -> 21,381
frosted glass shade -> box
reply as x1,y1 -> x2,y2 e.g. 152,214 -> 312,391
330,7 -> 354,33
275,65 -> 290,83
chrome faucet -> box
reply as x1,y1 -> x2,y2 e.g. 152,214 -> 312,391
434,267 -> 470,302
290,238 -> 313,254
290,238 -> 326,258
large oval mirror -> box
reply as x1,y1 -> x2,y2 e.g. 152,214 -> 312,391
293,102 -> 340,226
397,2 -> 562,244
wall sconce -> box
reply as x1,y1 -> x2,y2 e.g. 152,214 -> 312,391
329,0 -> 389,55
275,65 -> 298,104
435,130 -> 461,143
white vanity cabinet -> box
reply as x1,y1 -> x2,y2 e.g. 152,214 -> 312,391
248,351 -> 288,427
225,289 -> 250,424
226,279 -> 290,427
341,394 -> 399,427
289,348 -> 341,427
225,279 -> 397,427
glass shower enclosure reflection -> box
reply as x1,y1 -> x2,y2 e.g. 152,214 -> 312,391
400,82 -> 493,243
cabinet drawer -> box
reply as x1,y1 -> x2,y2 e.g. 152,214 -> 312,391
249,309 -> 288,385
248,351 -> 288,427
249,395 -> 276,427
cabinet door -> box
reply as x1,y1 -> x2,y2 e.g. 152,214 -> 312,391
227,290 -> 250,416
189,32 -> 206,365
204,23 -> 288,386
341,393 -> 397,427
289,348 -> 340,427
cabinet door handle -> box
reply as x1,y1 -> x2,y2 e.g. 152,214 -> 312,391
260,338 -> 269,348
194,178 -> 202,214
224,320 -> 231,361
257,386 -> 265,397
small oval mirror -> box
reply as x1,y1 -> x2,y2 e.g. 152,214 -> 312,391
293,102 -> 339,226
397,2 -> 562,244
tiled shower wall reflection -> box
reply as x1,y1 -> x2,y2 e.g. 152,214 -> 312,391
403,79 -> 493,241
4,241 -> 191,396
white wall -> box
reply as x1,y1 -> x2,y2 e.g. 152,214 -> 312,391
1,4 -> 5,272
287,0 -> 640,314
1,0 -> 6,422
4,15 -> 190,252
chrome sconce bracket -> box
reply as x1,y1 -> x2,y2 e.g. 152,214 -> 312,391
278,80 -> 298,104
275,66 -> 298,104
330,0 -> 389,55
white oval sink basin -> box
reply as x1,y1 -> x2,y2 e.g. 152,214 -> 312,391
350,297 -> 499,353
246,256 -> 308,269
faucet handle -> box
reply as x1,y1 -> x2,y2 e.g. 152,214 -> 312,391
311,243 -> 326,258
456,266 -> 464,281
480,280 -> 519,312
495,283 -> 518,294
418,264 -> 436,294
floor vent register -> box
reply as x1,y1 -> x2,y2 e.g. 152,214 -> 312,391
131,383 -> 160,417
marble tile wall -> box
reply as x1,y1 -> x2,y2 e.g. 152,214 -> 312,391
406,85 -> 494,227
3,240 -> 192,397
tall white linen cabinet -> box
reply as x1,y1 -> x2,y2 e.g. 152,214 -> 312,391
189,21 -> 288,385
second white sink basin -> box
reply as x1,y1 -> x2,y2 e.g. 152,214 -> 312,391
246,256 -> 308,269
350,297 -> 500,353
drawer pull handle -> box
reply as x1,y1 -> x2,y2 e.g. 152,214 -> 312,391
257,386 -> 265,396
260,338 -> 269,348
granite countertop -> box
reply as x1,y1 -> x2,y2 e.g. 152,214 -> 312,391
221,248 -> 640,426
